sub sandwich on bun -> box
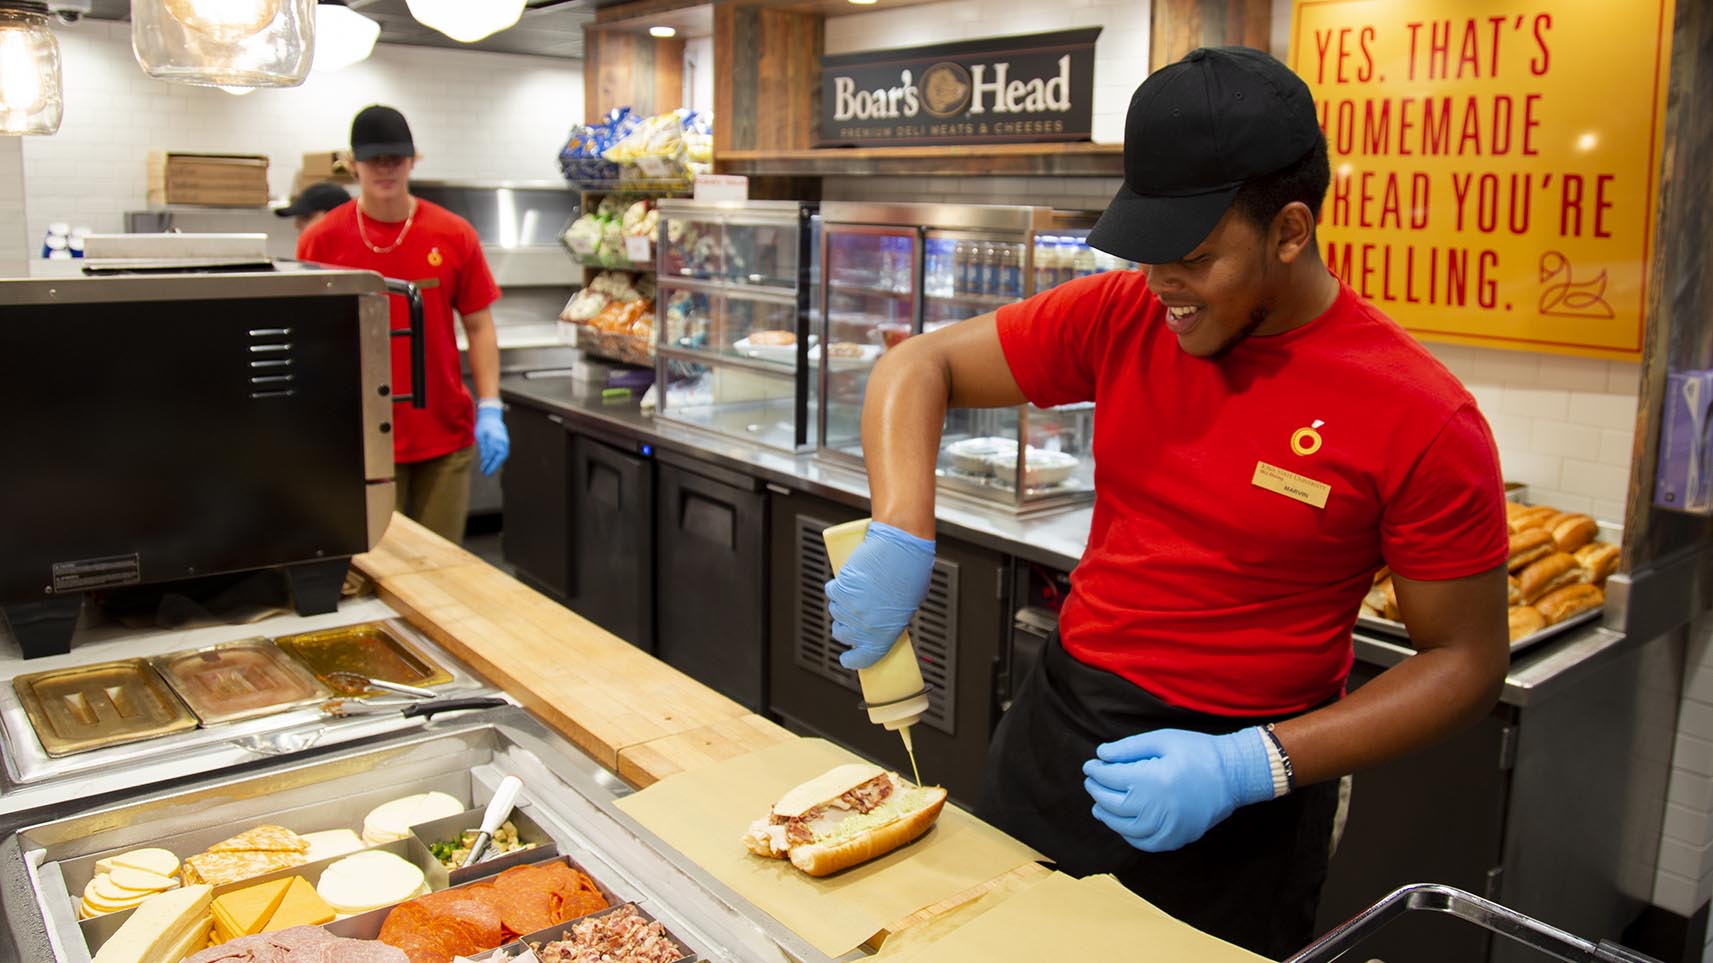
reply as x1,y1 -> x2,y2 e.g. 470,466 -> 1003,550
743,764 -> 947,877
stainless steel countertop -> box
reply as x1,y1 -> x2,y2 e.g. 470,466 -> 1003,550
501,373 -> 1633,709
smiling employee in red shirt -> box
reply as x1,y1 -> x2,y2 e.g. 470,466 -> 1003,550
825,47 -> 1509,958
298,105 -> 508,544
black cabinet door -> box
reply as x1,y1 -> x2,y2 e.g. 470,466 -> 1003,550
655,457 -> 767,711
567,434 -> 655,650
499,403 -> 573,599
766,489 -> 1008,807
1313,662 -> 1511,963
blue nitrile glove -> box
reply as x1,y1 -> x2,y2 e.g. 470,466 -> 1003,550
824,522 -> 935,670
475,404 -> 510,475
1081,726 -> 1275,853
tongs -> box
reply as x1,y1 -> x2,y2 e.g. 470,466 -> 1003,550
319,673 -> 509,719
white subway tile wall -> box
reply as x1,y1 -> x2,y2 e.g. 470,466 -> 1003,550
11,19 -> 582,252
1423,343 -> 1641,520
1660,619 -> 1713,945
824,0 -> 1152,145
0,138 -> 26,275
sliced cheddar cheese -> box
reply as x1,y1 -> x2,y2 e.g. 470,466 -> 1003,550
263,876 -> 335,930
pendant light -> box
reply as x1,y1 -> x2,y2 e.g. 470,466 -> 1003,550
405,0 -> 524,43
313,0 -> 378,73
0,1 -> 62,135
132,0 -> 316,88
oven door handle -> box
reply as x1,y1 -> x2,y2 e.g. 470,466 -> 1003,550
384,277 -> 428,410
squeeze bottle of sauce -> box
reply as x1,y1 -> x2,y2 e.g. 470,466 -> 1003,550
822,518 -> 929,786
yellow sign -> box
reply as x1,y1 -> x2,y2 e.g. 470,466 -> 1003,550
1252,461 -> 1332,509
1289,0 -> 1675,359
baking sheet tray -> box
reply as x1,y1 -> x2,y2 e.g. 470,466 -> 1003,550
272,620 -> 453,695
870,872 -> 1266,962
1356,606 -> 1602,654
614,737 -> 1043,958
12,658 -> 197,757
150,639 -> 329,725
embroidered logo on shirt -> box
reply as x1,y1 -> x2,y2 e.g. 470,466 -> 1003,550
1291,419 -> 1326,456
427,247 -> 444,267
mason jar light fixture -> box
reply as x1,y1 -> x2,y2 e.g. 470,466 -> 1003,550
0,1 -> 63,135
132,0 -> 316,88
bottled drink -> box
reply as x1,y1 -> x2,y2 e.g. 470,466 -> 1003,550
997,244 -> 1022,299
1073,237 -> 1097,279
926,238 -> 952,297
1034,237 -> 1056,294
953,240 -> 973,295
980,241 -> 1000,296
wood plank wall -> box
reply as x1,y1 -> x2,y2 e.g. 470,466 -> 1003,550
584,29 -> 688,120
1150,0 -> 1272,69
713,2 -> 824,155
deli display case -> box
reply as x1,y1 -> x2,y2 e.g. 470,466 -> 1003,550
653,199 -> 821,452
817,203 -> 1135,515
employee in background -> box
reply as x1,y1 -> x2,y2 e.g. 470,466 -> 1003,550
824,47 -> 1508,959
274,180 -> 351,233
298,104 -> 509,544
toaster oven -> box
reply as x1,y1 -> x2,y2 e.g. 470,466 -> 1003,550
0,262 -> 419,658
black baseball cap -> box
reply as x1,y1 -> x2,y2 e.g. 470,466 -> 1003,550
1088,46 -> 1319,265
274,181 -> 351,218
350,104 -> 415,161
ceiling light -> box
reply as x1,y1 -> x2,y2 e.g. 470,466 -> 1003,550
648,25 -> 675,38
848,0 -> 879,5
313,1 -> 378,73
405,0 -> 524,43
132,0 -> 314,88
0,1 -> 62,135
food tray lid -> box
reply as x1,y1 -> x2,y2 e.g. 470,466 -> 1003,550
149,639 -> 329,725
11,659 -> 197,757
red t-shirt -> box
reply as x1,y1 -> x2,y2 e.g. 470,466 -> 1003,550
995,271 -> 1508,716
297,199 -> 501,464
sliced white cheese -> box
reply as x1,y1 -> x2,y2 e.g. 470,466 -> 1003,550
104,866 -> 177,894
94,848 -> 180,878
90,883 -> 211,963
315,850 -> 425,915
361,791 -> 463,845
301,828 -> 366,863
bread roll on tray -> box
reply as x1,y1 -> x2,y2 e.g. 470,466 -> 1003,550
1575,542 -> 1620,586
1518,552 -> 1588,605
1509,606 -> 1546,642
1548,513 -> 1598,553
1508,530 -> 1556,571
1536,583 -> 1604,625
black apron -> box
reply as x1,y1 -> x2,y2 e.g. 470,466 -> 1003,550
977,632 -> 1339,960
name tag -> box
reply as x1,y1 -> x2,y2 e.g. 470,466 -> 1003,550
1252,460 -> 1331,509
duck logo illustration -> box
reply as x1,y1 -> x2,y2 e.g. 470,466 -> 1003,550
427,247 -> 444,267
1292,419 -> 1325,456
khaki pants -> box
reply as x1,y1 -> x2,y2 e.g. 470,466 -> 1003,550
395,445 -> 475,544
